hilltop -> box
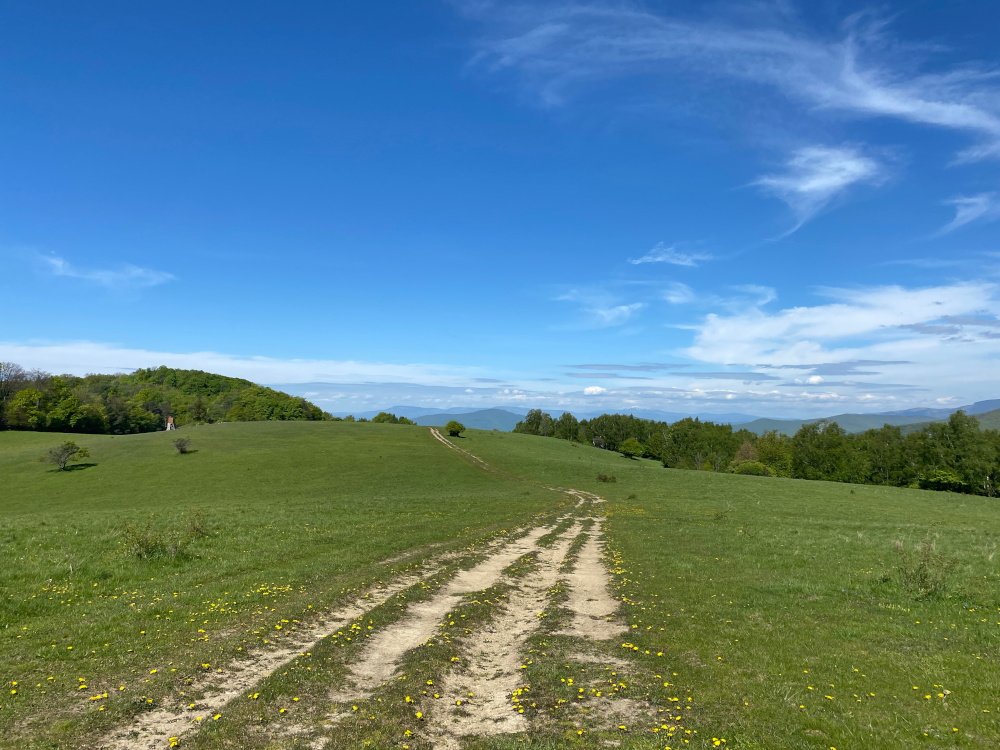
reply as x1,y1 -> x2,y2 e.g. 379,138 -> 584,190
0,363 -> 330,435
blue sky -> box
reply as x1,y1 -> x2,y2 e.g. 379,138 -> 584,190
2,0 -> 999,417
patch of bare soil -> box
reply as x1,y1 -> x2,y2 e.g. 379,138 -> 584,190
99,576 -> 429,750
328,523 -> 556,701
426,525 -> 581,749
556,520 -> 625,640
99,529 -> 520,750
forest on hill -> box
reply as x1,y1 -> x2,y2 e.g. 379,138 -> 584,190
514,408 -> 1000,498
0,363 -> 330,435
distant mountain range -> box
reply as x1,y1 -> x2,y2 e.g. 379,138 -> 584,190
413,408 -> 524,431
732,399 -> 1000,436
321,398 -> 1000,436
334,405 -> 764,424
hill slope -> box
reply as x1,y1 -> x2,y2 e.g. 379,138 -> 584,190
2,423 -> 999,748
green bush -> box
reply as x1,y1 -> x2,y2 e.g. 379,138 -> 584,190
918,469 -> 968,494
39,441 -> 90,471
730,460 -> 771,476
121,511 -> 211,560
619,437 -> 645,459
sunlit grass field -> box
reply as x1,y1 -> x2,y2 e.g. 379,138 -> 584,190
0,423 -> 561,748
3,423 -> 999,749
462,430 -> 1000,749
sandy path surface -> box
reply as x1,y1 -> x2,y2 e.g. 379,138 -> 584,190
100,573 -> 439,750
99,523 -> 528,750
556,521 -> 626,640
329,523 -> 555,699
427,524 -> 581,748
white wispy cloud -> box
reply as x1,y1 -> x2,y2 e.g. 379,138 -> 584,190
583,385 -> 607,395
753,145 -> 886,231
0,340 -> 479,386
663,282 -> 697,305
591,302 -> 645,326
460,3 -> 1000,161
686,281 -> 999,366
935,192 -> 1000,235
556,287 -> 646,328
629,242 -> 712,266
41,254 -> 175,288
663,282 -> 775,310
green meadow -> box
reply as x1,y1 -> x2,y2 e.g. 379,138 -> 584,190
1,423 -> 998,749
0,423 -> 561,747
463,430 -> 1000,749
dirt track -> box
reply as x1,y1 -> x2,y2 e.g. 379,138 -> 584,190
101,429 -> 626,749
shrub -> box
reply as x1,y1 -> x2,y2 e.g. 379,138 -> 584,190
445,420 -> 466,437
731,460 -> 771,476
596,473 -> 617,483
121,510 -> 211,561
894,534 -> 956,599
39,441 -> 90,471
619,437 -> 645,459
918,469 -> 968,494
172,437 -> 193,454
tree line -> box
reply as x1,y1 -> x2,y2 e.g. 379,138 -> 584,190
0,362 -> 331,435
513,408 -> 1000,497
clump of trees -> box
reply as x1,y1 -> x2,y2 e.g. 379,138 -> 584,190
445,420 -> 466,437
0,363 -> 331,436
513,407 -> 1000,498
371,412 -> 416,425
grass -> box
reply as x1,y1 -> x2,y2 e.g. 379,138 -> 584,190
3,423 -> 1000,749
0,422 -> 563,748
461,429 -> 1000,749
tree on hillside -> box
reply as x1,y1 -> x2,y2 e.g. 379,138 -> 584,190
756,430 -> 793,477
445,420 -> 466,437
371,412 -> 417,425
6,389 -> 46,430
553,411 -> 579,441
619,437 -> 644,459
856,424 -> 908,486
514,409 -> 553,436
0,361 -> 28,404
40,441 -> 90,471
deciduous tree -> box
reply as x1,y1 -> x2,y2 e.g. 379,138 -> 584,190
40,441 -> 90,471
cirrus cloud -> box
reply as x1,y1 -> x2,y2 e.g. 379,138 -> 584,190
40,254 -> 175,288
754,145 -> 887,232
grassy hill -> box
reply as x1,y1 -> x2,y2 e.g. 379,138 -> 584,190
459,430 -> 1000,749
0,422 -> 561,748
2,423 -> 998,748
973,407 -> 1000,430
